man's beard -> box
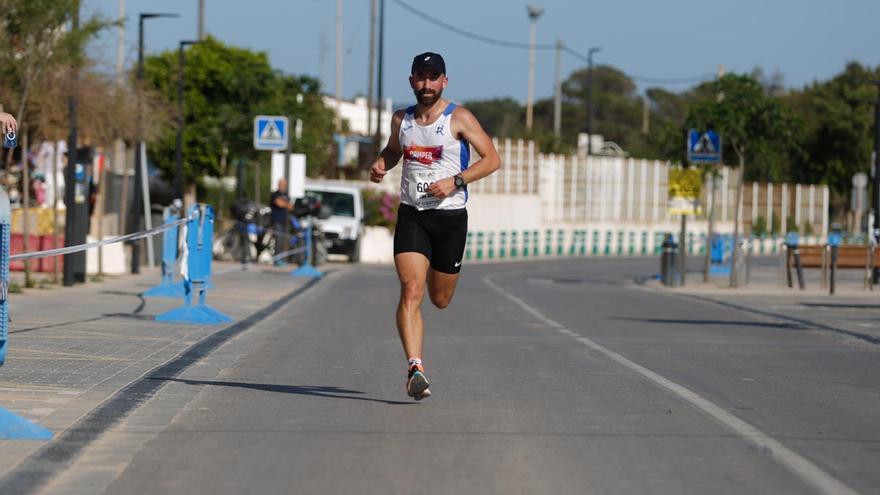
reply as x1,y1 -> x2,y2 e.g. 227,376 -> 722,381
415,88 -> 442,106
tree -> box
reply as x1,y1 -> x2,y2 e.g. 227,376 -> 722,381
686,73 -> 798,286
142,37 -> 334,185
464,98 -> 525,140
0,0 -> 108,142
785,63 -> 878,215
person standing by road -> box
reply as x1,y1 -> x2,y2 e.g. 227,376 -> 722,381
369,52 -> 501,401
270,178 -> 294,265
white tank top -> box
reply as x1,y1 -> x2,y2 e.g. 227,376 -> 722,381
399,102 -> 470,210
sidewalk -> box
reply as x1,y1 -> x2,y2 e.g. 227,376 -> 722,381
0,261 -> 327,481
646,257 -> 880,345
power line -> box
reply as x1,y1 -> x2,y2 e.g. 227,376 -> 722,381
390,0 -> 555,50
391,0 -> 714,86
561,46 -> 714,84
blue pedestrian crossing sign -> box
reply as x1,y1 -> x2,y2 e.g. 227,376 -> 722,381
687,129 -> 722,164
254,115 -> 289,151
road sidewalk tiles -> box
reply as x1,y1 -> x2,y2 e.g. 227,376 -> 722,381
0,262 -> 316,481
647,263 -> 880,345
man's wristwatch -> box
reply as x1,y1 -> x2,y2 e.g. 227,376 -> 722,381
453,174 -> 466,189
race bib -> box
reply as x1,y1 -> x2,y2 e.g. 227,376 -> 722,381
408,169 -> 443,210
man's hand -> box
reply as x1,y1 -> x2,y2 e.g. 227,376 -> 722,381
427,177 -> 456,199
0,112 -> 18,134
370,160 -> 387,183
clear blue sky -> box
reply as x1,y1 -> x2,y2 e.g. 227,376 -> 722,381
86,0 -> 880,107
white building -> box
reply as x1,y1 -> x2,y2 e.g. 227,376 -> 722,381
323,96 -> 393,145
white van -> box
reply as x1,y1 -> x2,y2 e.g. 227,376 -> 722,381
304,181 -> 364,262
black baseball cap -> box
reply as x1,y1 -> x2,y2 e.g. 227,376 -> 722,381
411,52 -> 446,75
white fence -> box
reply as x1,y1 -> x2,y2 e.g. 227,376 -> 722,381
469,138 -> 829,237
373,138 -> 829,237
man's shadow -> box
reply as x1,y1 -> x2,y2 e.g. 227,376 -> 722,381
151,377 -> 415,405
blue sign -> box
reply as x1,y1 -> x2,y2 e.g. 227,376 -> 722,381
687,129 -> 721,164
254,115 -> 289,151
827,232 -> 842,247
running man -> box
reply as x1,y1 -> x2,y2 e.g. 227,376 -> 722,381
369,52 -> 500,401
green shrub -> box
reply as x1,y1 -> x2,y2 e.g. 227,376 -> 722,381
362,188 -> 400,230
752,215 -> 767,236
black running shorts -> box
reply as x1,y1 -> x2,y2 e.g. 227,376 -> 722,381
394,204 -> 468,274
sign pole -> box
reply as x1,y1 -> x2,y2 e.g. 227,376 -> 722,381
679,214 -> 687,287
254,114 -> 290,199
703,168 -> 717,283
686,129 -> 722,284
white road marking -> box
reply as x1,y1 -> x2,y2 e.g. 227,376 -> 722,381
483,275 -> 860,495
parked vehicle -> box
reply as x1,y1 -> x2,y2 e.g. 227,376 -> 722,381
304,182 -> 364,262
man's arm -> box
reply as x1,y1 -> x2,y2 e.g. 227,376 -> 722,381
272,194 -> 292,211
427,106 -> 500,199
369,110 -> 405,183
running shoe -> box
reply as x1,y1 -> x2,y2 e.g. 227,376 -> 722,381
406,365 -> 431,400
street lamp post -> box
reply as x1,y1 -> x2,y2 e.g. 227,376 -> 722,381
131,13 -> 178,275
176,40 -> 199,208
586,46 -> 601,155
525,5 -> 544,132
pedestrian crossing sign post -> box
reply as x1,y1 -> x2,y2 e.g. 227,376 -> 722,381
687,129 -> 721,164
254,115 -> 289,151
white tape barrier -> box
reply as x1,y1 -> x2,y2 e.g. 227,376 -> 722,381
10,214 -> 194,262
271,246 -> 308,262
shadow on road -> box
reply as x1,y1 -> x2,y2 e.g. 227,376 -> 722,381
614,317 -> 808,330
799,302 -> 880,310
151,377 -> 415,406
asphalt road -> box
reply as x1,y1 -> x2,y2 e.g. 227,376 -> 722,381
37,258 -> 880,495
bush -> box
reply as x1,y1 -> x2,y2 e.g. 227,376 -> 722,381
802,221 -> 815,237
362,188 -> 400,230
752,215 -> 767,236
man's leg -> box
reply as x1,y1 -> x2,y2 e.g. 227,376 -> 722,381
273,222 -> 288,264
395,252 -> 433,400
427,269 -> 460,309
394,252 -> 430,361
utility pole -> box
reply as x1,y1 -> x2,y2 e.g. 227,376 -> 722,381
367,0 -> 376,137
553,39 -> 562,138
586,46 -> 601,155
373,0 -> 385,155
525,5 -> 544,132
198,0 -> 206,40
116,0 -> 125,86
335,0 -> 343,133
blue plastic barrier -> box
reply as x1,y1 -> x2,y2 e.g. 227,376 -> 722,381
0,187 -> 8,365
0,188 -> 54,438
156,204 -> 232,325
709,234 -> 734,276
292,222 -> 323,278
143,208 -> 184,298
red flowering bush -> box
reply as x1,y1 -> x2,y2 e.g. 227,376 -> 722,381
362,188 -> 400,230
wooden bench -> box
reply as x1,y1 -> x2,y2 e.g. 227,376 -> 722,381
782,244 -> 879,292
792,245 -> 825,269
